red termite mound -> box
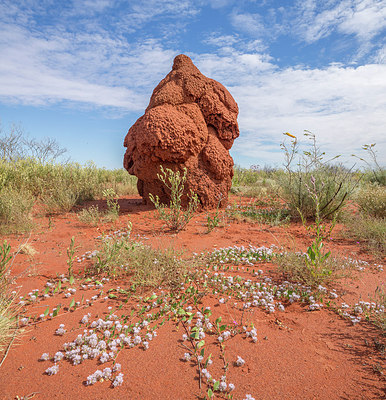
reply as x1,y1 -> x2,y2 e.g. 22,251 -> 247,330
123,54 -> 239,209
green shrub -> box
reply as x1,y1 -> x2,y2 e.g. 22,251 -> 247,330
277,251 -> 354,288
343,213 -> 386,258
77,205 -> 103,226
90,229 -> 185,289
0,156 -> 137,229
231,166 -> 281,198
279,131 -> 357,220
0,187 -> 34,233
149,166 -> 199,232
354,185 -> 386,218
102,188 -> 120,221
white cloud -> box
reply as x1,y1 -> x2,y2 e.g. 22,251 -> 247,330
338,0 -> 386,40
293,0 -> 386,46
230,11 -> 265,36
0,20 -> 176,111
194,51 -> 386,166
0,0 -> 384,169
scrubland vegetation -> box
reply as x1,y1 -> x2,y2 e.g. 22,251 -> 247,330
0,128 -> 384,398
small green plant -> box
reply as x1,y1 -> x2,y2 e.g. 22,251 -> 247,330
66,236 -> 78,278
371,285 -> 385,331
77,205 -> 102,226
149,166 -> 199,232
206,196 -> 224,233
102,188 -> 120,220
0,241 -> 12,289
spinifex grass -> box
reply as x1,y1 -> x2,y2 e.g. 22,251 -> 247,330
226,201 -> 290,226
0,241 -> 19,356
342,212 -> 386,259
0,157 -> 138,233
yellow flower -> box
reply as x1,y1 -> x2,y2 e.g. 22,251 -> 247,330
283,132 -> 296,139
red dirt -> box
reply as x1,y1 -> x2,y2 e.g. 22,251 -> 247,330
0,195 -> 385,400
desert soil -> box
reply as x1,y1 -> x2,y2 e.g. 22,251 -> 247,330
0,195 -> 384,400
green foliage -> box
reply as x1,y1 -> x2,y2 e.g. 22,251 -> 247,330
90,226 -> 186,289
77,205 -> 102,226
354,185 -> 386,218
231,165 -> 280,198
226,201 -> 290,226
206,211 -> 221,233
0,241 -> 17,353
66,237 -> 78,277
149,166 -> 199,232
102,188 -> 120,221
277,250 -> 354,288
371,285 -> 385,331
0,186 -> 34,234
206,196 -> 224,233
343,213 -> 386,258
0,156 -> 137,232
279,131 -> 357,220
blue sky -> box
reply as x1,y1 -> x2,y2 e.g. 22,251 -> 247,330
0,0 -> 385,169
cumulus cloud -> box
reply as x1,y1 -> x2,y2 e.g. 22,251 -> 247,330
0,0 -> 384,167
194,51 -> 386,166
0,20 -> 175,111
292,0 -> 386,60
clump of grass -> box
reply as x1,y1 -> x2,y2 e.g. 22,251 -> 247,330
226,201 -> 290,226
276,251 -> 355,288
77,205 -> 103,226
372,285 -> 385,331
102,188 -> 120,222
149,166 -> 199,232
89,229 -> 185,289
18,243 -> 38,257
354,185 -> 386,218
0,241 -> 18,355
0,187 -> 34,234
343,213 -> 385,258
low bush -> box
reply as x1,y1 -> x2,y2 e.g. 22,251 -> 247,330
354,185 -> 386,218
89,230 -> 186,290
77,205 -> 103,226
149,166 -> 199,232
279,131 -> 357,221
343,213 -> 386,258
276,250 -> 355,288
0,187 -> 34,234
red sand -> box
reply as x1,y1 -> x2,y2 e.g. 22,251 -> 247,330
0,195 -> 384,400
